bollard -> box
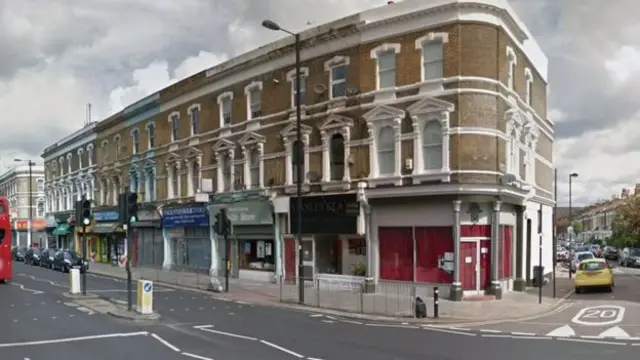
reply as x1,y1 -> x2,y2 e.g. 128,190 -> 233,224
69,268 -> 81,294
433,287 -> 439,318
136,280 -> 153,314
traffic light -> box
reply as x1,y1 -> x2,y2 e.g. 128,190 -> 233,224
127,192 -> 138,224
213,208 -> 231,235
81,199 -> 92,226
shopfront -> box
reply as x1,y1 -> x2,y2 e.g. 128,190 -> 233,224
14,219 -> 46,247
133,207 -> 163,268
51,212 -> 74,250
286,194 -> 361,280
162,203 -> 211,271
91,208 -> 125,265
210,200 -> 275,282
44,216 -> 57,248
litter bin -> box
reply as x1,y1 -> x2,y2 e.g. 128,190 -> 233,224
533,265 -> 545,287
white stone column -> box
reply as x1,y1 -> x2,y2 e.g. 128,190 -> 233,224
257,143 -> 264,188
166,164 -> 174,198
242,146 -> 250,188
320,131 -> 330,182
303,135 -> 310,184
342,127 -> 351,181
393,119 -> 402,177
215,154 -> 223,193
186,161 -> 194,196
367,124 -> 377,177
175,162 -> 182,197
228,150 -> 235,190
284,142 -> 293,186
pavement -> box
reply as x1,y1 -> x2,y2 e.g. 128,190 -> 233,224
8,261 -> 640,359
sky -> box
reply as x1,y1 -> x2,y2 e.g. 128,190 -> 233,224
0,0 -> 632,206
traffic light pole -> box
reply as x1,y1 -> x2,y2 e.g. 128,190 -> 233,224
224,230 -> 230,293
125,223 -> 133,311
82,225 -> 87,296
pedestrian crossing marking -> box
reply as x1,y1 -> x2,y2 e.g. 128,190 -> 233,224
598,326 -> 630,338
545,325 -> 632,339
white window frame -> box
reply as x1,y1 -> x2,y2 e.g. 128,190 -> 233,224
415,32 -> 448,82
146,121 -> 156,149
168,111 -> 180,142
145,167 -> 156,202
363,104 -> 405,187
187,104 -> 201,137
324,56 -> 350,99
407,96 -> 453,184
244,81 -> 263,120
281,123 -> 312,190
370,43 -> 401,103
66,153 -> 72,173
213,139 -> 235,193
217,91 -> 234,128
524,67 -> 533,106
239,132 -> 266,190
111,135 -> 119,160
86,143 -> 94,167
286,67 -> 309,109
131,128 -> 140,155
77,148 -> 84,169
101,140 -> 109,161
505,108 -> 523,178
523,115 -> 538,186
506,46 -> 517,90
319,114 -> 353,190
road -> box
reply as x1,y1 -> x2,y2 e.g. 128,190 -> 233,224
437,262 -> 640,340
9,261 -> 640,359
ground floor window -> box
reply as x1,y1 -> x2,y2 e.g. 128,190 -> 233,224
238,239 -> 275,271
171,227 -> 211,272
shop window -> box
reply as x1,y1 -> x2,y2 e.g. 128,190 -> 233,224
238,239 -> 275,271
499,225 -> 513,279
378,227 -> 413,281
415,226 -> 453,283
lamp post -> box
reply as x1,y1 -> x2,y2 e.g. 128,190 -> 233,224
261,19 -> 305,304
14,159 -> 36,247
568,172 -> 578,279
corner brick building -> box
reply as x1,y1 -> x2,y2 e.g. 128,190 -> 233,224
43,0 -> 553,300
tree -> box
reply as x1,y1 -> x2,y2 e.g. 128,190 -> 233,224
610,196 -> 640,247
571,221 -> 582,234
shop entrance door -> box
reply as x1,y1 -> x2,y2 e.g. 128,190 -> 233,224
301,239 -> 314,280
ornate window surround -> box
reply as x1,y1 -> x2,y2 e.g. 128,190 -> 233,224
77,148 -> 84,169
217,91 -> 234,128
363,104 -> 404,188
239,132 -> 265,190
506,46 -> 517,90
414,32 -> 449,94
213,138 -> 235,193
165,153 -> 182,199
281,122 -> 312,194
168,111 -> 180,142
286,67 -> 309,110
319,114 -> 353,191
66,153 -> 72,173
324,56 -> 350,100
188,103 -> 201,137
407,96 -> 453,184
146,121 -> 156,149
524,67 -> 533,105
185,147 -> 203,196
370,43 -> 401,103
86,143 -> 94,167
244,81 -> 263,122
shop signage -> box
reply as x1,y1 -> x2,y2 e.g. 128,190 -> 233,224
94,210 -> 119,223
137,209 -> 161,222
290,194 -> 359,234
163,204 -> 209,228
14,219 -> 46,231
209,200 -> 272,227
54,213 -> 72,224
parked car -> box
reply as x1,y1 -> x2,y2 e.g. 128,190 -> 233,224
604,246 -> 618,260
575,258 -> 614,293
24,247 -> 42,265
571,251 -> 595,272
619,248 -> 640,267
589,245 -> 603,258
11,246 -> 27,261
53,249 -> 88,273
556,247 -> 569,262
39,248 -> 57,269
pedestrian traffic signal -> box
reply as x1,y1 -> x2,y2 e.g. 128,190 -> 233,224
81,199 -> 92,226
213,208 -> 231,235
127,192 -> 138,224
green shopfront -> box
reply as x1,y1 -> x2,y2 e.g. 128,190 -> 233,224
50,212 -> 75,250
209,199 -> 276,282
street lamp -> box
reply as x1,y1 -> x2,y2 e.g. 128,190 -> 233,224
568,172 -> 578,279
262,19 -> 305,305
14,159 -> 36,248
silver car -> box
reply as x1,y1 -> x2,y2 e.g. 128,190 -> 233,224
571,251 -> 595,272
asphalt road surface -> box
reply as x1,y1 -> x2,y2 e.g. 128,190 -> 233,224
11,261 -> 640,359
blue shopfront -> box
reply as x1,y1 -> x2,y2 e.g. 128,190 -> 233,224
162,203 -> 212,271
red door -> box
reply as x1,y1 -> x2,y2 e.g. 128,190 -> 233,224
460,242 -> 476,290
479,240 -> 491,290
0,198 -> 12,281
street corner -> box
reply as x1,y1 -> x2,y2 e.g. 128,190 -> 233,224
107,307 -> 162,322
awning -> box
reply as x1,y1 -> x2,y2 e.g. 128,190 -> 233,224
91,222 -> 121,234
52,224 -> 71,236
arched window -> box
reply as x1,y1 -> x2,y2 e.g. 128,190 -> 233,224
330,134 -> 345,181
377,127 -> 395,175
422,120 -> 443,170
37,202 -> 45,217
292,140 -> 304,184
249,149 -> 260,188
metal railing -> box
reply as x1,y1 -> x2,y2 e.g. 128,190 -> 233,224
279,276 -> 418,317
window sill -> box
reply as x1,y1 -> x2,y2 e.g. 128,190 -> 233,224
417,78 -> 445,95
373,87 -> 397,104
246,118 -> 262,131
411,170 -> 451,185
321,180 -> 351,192
284,184 -> 310,194
368,175 -> 402,188
188,138 -> 200,147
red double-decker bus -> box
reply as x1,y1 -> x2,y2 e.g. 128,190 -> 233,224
0,197 -> 12,282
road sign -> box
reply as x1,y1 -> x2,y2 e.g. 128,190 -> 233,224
143,282 -> 152,292
571,305 -> 626,326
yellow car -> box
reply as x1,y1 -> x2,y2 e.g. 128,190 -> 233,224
574,258 -> 614,293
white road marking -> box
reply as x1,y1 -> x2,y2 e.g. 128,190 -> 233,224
571,305 -> 626,326
309,314 -> 323,318
150,333 -> 180,352
479,329 -> 502,333
10,283 -> 44,294
196,326 -> 258,341
181,352 -> 214,360
0,331 -> 149,348
546,325 -> 576,337
425,327 -> 477,336
558,338 -> 626,346
598,326 -> 631,339
364,323 -> 418,329
511,332 -> 537,336
260,340 -> 304,358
